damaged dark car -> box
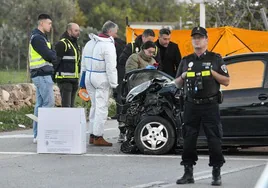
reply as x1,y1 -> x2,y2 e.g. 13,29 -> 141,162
118,52 -> 268,155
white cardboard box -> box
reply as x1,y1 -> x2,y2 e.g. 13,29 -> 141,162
37,108 -> 87,154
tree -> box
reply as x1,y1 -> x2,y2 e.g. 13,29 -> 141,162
73,0 -> 88,27
78,0 -> 187,37
0,0 -> 83,70
204,0 -> 266,30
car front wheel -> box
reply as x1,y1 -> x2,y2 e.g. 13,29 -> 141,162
134,116 -> 176,155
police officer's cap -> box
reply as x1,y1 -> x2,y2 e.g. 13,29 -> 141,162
191,26 -> 207,37
38,14 -> 52,21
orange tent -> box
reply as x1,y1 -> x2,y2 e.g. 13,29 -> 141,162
126,26 -> 268,57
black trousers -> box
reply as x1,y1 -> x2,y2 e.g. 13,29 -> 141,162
114,84 -> 123,118
113,83 -> 126,134
181,101 -> 225,167
58,81 -> 78,107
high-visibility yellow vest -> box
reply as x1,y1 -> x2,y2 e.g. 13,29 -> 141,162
29,36 -> 53,70
55,38 -> 80,79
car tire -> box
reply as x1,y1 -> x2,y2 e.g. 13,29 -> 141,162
134,116 -> 176,155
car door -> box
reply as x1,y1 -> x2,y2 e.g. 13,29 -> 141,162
221,54 -> 268,137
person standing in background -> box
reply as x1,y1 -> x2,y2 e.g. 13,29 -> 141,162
125,41 -> 157,73
54,23 -> 81,107
80,20 -> 118,146
113,37 -> 126,142
156,28 -> 181,78
29,14 -> 56,143
116,29 -> 160,142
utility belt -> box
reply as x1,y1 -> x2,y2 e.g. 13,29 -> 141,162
186,92 -> 223,105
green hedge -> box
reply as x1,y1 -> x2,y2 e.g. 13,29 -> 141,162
0,106 -> 33,131
0,97 -> 116,132
0,70 -> 29,85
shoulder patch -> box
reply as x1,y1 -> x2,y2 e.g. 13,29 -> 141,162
221,64 -> 228,73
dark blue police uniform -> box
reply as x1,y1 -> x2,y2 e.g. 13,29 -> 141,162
177,51 -> 229,167
176,26 -> 230,186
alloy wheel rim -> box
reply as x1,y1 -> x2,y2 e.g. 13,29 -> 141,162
140,122 -> 168,151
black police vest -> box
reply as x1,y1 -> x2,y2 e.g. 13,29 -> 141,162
184,52 -> 220,98
55,38 -> 81,79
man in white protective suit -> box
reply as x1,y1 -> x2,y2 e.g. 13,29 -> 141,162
80,21 -> 118,146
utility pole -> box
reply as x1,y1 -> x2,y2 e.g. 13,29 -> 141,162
200,2 -> 205,28
193,0 -> 206,27
179,16 -> 182,29
193,0 -> 217,28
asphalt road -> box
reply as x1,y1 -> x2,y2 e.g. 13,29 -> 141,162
0,120 -> 267,188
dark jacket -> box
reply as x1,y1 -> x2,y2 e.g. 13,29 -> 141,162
30,28 -> 56,78
118,35 -> 160,82
156,40 -> 181,78
54,31 -> 81,83
115,37 -> 126,85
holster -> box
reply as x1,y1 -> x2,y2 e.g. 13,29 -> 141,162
217,91 -> 223,104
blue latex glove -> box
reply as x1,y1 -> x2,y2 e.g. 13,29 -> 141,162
145,65 -> 156,69
79,71 -> 86,88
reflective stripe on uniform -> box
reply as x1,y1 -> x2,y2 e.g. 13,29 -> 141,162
187,72 -> 195,77
55,38 -> 80,79
29,41 -> 52,70
60,39 -> 68,52
62,56 -> 75,60
84,56 -> 105,61
65,39 -> 79,78
30,57 -> 43,62
202,70 -> 211,76
86,69 -> 106,73
56,72 -> 76,76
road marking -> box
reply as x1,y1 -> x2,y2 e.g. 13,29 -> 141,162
195,163 -> 265,180
141,163 -> 266,188
0,134 -> 32,138
0,128 -> 117,139
0,152 -> 37,155
255,163 -> 268,188
194,169 -> 211,176
0,151 -> 267,162
129,181 -> 168,188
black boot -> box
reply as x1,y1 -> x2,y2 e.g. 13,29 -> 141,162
176,165 -> 194,184
211,166 -> 222,186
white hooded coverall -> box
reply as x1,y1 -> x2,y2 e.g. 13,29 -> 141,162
81,34 -> 118,136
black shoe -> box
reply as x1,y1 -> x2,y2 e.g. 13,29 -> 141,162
176,165 -> 195,184
211,166 -> 222,186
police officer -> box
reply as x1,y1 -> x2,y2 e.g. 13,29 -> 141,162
174,26 -> 230,186
54,23 -> 81,107
29,14 -> 57,143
